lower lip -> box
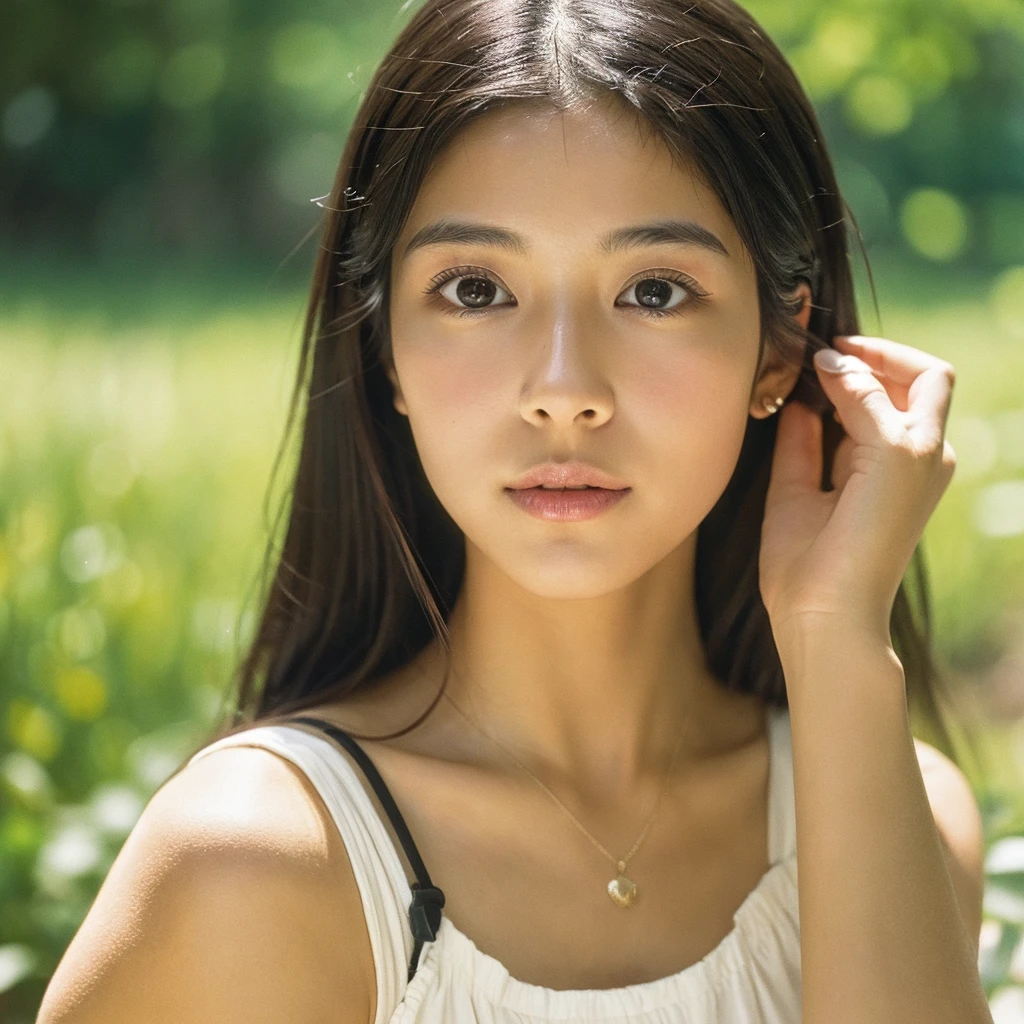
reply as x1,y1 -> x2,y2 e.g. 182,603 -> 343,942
504,486 -> 630,521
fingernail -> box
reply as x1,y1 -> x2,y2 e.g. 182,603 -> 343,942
815,348 -> 846,372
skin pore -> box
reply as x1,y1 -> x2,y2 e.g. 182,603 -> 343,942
307,93 -> 814,988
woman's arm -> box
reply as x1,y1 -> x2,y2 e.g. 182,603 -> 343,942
776,616 -> 991,1024
756,334 -> 992,1022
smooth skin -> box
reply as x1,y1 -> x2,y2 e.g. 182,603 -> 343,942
36,96 -> 985,1024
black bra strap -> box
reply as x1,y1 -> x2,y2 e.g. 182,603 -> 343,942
286,716 -> 446,983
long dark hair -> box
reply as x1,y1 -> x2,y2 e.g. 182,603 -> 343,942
200,0 -> 980,770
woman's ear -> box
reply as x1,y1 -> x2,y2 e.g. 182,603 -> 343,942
749,280 -> 813,420
792,279 -> 813,333
385,360 -> 408,416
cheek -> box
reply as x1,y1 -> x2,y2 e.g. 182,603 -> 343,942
396,319 -> 507,421
391,331 -> 507,505
625,344 -> 754,498
629,343 -> 750,417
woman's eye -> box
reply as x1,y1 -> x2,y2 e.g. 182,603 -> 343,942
428,272 -> 516,315
616,276 -> 697,314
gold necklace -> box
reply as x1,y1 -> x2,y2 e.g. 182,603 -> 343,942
441,688 -> 688,908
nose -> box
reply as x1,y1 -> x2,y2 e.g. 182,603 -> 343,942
518,304 -> 614,429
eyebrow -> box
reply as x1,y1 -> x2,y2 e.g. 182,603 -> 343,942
400,218 -> 731,262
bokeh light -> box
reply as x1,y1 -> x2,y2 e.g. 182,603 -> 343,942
900,188 -> 970,261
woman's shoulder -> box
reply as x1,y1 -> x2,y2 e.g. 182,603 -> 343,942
36,737 -> 377,1024
166,736 -> 348,861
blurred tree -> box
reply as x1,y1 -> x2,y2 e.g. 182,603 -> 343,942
0,0 -> 1022,270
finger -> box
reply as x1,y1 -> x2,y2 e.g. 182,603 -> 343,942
906,362 -> 956,451
833,335 -> 953,389
768,399 -> 823,497
838,378 -> 912,414
814,349 -> 904,444
818,343 -> 911,413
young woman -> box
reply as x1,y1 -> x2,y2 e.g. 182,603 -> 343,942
38,0 -> 991,1022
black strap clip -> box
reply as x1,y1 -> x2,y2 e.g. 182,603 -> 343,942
409,881 -> 446,941
407,882 -> 446,983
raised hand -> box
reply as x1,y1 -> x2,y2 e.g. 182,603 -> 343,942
758,335 -> 958,641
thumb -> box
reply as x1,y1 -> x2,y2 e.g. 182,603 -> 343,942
813,348 -> 901,445
767,398 -> 823,500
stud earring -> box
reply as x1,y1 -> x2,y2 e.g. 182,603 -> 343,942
762,396 -> 784,415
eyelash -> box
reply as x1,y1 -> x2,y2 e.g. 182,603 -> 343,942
422,265 -> 710,319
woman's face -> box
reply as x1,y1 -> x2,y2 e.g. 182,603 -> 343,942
387,98 -> 801,599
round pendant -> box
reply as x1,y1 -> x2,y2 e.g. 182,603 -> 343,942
607,874 -> 637,907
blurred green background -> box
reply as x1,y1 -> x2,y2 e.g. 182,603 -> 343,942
3,0 -> 1024,1020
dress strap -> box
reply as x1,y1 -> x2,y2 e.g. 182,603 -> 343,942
287,717 -> 446,983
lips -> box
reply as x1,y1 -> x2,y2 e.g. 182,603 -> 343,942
506,484 -> 630,521
507,460 -> 630,490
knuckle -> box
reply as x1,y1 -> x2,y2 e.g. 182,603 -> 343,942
897,434 -> 942,466
892,436 -> 921,463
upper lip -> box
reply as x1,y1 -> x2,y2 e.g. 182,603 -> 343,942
507,461 -> 631,490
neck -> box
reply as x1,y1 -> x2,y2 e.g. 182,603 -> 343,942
423,530 -> 764,800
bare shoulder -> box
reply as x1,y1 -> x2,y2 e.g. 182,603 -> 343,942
913,737 -> 986,957
37,740 -> 376,1024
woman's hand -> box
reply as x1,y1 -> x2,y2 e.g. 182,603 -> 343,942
758,334 -> 958,642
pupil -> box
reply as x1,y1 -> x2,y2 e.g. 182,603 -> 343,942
636,279 -> 672,308
457,277 -> 496,307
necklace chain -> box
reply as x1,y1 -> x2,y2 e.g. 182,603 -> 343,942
440,687 -> 688,873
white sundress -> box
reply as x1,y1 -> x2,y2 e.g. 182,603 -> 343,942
187,703 -> 801,1022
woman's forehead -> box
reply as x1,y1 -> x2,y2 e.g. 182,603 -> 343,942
397,100 -> 745,264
